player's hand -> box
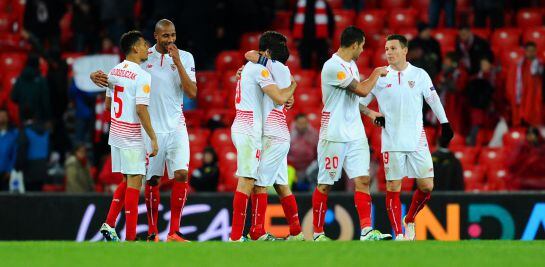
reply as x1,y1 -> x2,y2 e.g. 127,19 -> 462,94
235,66 -> 244,79
149,139 -> 159,157
90,70 -> 108,87
439,123 -> 454,148
374,67 -> 389,77
369,111 -> 385,128
290,76 -> 297,88
285,96 -> 295,110
167,44 -> 182,66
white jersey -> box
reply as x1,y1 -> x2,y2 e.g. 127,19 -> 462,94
231,62 -> 276,137
262,60 -> 291,141
141,45 -> 196,133
360,63 -> 435,152
106,60 -> 151,148
319,54 -> 365,142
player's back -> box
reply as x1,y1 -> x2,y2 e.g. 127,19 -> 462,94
262,60 -> 291,140
232,62 -> 275,137
107,60 -> 151,148
319,54 -> 365,142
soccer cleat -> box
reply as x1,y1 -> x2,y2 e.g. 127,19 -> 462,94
403,216 -> 416,241
100,223 -> 120,242
394,234 -> 406,241
167,231 -> 190,242
248,233 -> 279,241
229,236 -> 250,242
313,234 -> 331,242
286,232 -> 305,241
360,229 -> 393,241
147,233 -> 159,242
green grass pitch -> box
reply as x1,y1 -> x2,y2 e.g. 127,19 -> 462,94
1,241 -> 544,267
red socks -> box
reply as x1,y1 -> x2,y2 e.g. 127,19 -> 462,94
230,191 -> 249,241
249,193 -> 268,240
105,181 -> 127,227
169,181 -> 188,235
354,191 -> 372,229
145,184 -> 160,235
405,189 -> 431,223
386,191 -> 402,236
312,188 -> 328,233
280,194 -> 302,236
124,187 -> 140,241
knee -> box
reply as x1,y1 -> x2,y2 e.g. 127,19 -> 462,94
386,180 -> 402,192
274,184 -> 292,198
316,184 -> 331,194
253,185 -> 268,194
354,176 -> 371,191
418,182 -> 434,193
236,177 -> 255,194
174,170 -> 188,182
146,176 -> 160,186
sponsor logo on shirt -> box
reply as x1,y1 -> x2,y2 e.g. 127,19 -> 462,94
147,64 -> 153,69
191,67 -> 195,72
337,71 -> 346,80
408,80 -> 415,88
261,69 -> 270,78
386,84 -> 392,88
430,86 -> 436,91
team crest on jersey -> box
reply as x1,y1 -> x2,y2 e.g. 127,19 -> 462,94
337,71 -> 346,80
408,80 -> 415,88
329,171 -> 337,178
261,69 -> 270,78
170,64 -> 177,71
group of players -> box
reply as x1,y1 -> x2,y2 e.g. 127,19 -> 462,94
90,18 -> 453,242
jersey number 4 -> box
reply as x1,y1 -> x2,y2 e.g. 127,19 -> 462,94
113,85 -> 124,118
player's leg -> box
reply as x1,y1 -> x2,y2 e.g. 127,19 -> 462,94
403,150 -> 434,240
166,129 -> 191,242
249,185 -> 271,240
230,133 -> 260,242
125,173 -> 143,241
144,133 -> 166,241
275,184 -> 303,240
101,146 -> 125,241
384,152 -> 405,240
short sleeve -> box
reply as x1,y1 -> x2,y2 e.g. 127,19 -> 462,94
359,93 -> 375,106
136,73 -> 151,106
183,51 -> 197,83
105,74 -> 113,97
420,69 -> 435,99
324,62 -> 353,88
272,63 -> 291,88
255,65 -> 277,88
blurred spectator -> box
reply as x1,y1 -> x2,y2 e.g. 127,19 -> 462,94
409,22 -> 442,80
72,0 -> 99,52
288,113 -> 319,186
190,147 -> 219,192
465,58 -> 496,145
46,47 -> 70,161
431,140 -> 464,191
23,0 -> 66,48
473,0 -> 505,29
15,120 -> 50,191
99,0 -> 136,43
456,26 -> 494,75
435,52 -> 468,132
100,37 -> 120,55
506,42 -> 543,127
11,55 -> 51,124
429,0 -> 455,28
68,79 -> 97,144
98,154 -> 123,193
65,143 -> 94,193
290,0 -> 335,69
0,109 -> 18,191
507,127 -> 545,190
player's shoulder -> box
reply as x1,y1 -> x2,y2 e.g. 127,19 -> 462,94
179,49 -> 194,60
409,64 -> 429,78
136,66 -> 151,80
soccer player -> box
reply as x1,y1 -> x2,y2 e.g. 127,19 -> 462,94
98,30 -> 158,242
313,26 -> 390,241
229,31 -> 297,242
91,19 -> 197,242
242,44 -> 304,241
359,34 -> 454,240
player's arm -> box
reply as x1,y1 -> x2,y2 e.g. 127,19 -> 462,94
244,50 -> 273,70
90,70 -> 109,87
168,44 -> 198,98
104,96 -> 112,113
422,72 -> 453,145
359,94 -> 385,127
262,80 -> 297,105
344,67 -> 388,97
136,105 -> 158,157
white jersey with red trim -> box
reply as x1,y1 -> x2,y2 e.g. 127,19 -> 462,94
141,45 -> 196,133
262,60 -> 291,141
319,54 -> 365,142
360,63 -> 434,152
231,62 -> 276,137
106,60 -> 151,148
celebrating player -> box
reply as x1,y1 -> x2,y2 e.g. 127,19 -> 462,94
360,34 -> 454,240
98,30 -> 158,242
229,31 -> 297,242
313,26 -> 391,241
91,19 -> 197,242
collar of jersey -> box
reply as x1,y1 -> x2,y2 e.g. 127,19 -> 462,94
122,60 -> 140,68
150,44 -> 170,59
332,53 -> 352,66
387,62 -> 412,74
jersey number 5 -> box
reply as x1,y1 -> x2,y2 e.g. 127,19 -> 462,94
235,79 -> 241,104
113,85 -> 124,118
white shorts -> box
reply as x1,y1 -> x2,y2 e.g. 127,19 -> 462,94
317,138 -> 370,185
382,150 -> 434,181
145,128 -> 190,180
255,137 -> 290,187
232,133 -> 262,179
111,146 -> 147,176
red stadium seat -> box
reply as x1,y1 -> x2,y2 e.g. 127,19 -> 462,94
381,0 -> 407,9
355,10 -> 387,34
221,70 -> 239,91
523,27 -> 545,50
432,29 -> 457,54
189,149 -> 204,169
397,27 -> 418,41
372,49 -> 387,66
333,10 -> 356,31
215,50 -> 244,72
184,110 -> 204,128
502,128 -> 526,149
218,166 -> 238,192
0,53 -> 26,72
500,47 -> 524,67
411,0 -> 430,11
516,9 -> 543,28
463,165 -> 486,192
388,9 -> 417,31
452,146 -> 480,168
359,67 -> 374,79
273,11 -> 292,30
196,71 -> 219,91
367,32 -> 388,49
298,107 -> 322,130
197,89 -> 227,109
491,28 -> 522,52
188,128 -> 211,148
0,13 -> 13,32
356,49 -> 373,69
478,147 -> 506,171
295,91 -> 322,108
210,128 -> 233,151
205,109 -> 235,127
486,167 -> 509,191
327,0 -> 344,9
239,32 -> 261,52
449,132 -> 466,149
424,126 -> 437,146
471,28 -> 491,40
292,70 -> 316,88
286,52 -> 301,71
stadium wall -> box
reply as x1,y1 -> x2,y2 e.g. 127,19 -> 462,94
1,192 -> 544,241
